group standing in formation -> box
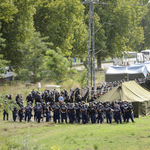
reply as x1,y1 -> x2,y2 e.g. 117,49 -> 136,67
2,87 -> 135,124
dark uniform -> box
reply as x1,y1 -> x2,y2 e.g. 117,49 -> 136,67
97,104 -> 104,124
68,104 -> 75,124
25,104 -> 32,122
36,103 -> 43,123
60,104 -> 67,123
53,103 -> 60,123
105,104 -> 112,124
90,105 -> 96,124
80,105 -> 88,124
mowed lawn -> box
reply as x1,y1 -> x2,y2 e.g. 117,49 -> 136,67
0,115 -> 150,150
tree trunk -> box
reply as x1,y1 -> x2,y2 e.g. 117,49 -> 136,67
97,52 -> 102,69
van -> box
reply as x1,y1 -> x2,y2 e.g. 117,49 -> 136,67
141,49 -> 150,61
0,66 -> 13,80
137,53 -> 146,63
113,52 -> 137,66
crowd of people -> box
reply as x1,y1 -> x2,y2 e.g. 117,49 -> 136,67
2,85 -> 135,124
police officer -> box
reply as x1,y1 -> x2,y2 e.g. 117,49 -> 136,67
25,102 -> 32,122
68,103 -> 76,124
105,104 -> 112,124
123,104 -> 128,122
60,103 -> 67,123
34,103 -> 37,121
18,104 -> 24,122
80,104 -> 88,124
3,100 -> 9,121
46,103 -> 51,122
12,101 -> 18,121
90,104 -> 96,124
97,103 -> 104,124
74,103 -> 80,123
127,102 -> 135,123
113,104 -> 122,124
53,102 -> 60,123
26,93 -> 33,104
36,102 -> 43,123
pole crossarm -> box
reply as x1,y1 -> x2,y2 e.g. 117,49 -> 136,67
94,22 -> 115,34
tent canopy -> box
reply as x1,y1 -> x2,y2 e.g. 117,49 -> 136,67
95,81 -> 150,117
105,65 -> 148,82
95,81 -> 150,102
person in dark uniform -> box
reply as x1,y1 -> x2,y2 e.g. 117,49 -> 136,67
53,102 -> 60,123
34,103 -> 37,121
26,93 -> 33,104
36,102 -> 43,123
127,102 -> 135,123
90,104 -> 96,124
80,104 -> 88,124
31,89 -> 35,100
74,103 -> 80,123
60,103 -> 67,123
105,104 -> 112,124
46,103 -> 51,122
70,89 -> 74,103
68,103 -> 76,124
97,103 -> 104,124
12,101 -> 18,121
18,104 -> 24,122
123,104 -> 128,122
25,102 -> 32,122
113,104 -> 122,124
3,100 -> 9,121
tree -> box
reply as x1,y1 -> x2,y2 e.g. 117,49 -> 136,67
83,0 -> 148,68
34,0 -> 88,57
16,31 -> 51,83
44,47 -> 75,84
0,0 -> 36,68
0,23 -> 9,74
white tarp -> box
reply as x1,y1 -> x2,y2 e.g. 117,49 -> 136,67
105,65 -> 148,82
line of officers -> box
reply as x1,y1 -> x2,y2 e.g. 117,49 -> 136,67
3,98 -> 135,124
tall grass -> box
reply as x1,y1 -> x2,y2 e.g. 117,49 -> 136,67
0,71 -> 105,100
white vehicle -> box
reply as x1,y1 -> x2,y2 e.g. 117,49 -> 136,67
141,49 -> 150,61
113,52 -> 137,66
0,66 -> 13,80
137,53 -> 146,63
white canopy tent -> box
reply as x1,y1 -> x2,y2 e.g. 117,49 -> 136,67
105,65 -> 148,82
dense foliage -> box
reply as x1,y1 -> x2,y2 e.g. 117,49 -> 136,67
0,0 -> 150,82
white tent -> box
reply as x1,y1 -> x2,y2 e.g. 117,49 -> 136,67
105,65 -> 148,82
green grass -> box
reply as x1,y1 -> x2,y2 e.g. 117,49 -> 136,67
0,115 -> 150,150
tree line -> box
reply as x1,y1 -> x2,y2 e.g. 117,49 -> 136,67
0,0 -> 150,83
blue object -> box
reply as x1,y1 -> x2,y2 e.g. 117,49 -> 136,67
73,57 -> 76,62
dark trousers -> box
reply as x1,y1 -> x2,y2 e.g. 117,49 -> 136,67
127,113 -> 134,122
97,113 -> 103,123
69,113 -> 74,123
82,114 -> 87,124
34,112 -> 37,121
37,111 -> 41,123
19,113 -> 23,122
25,112 -> 31,122
106,113 -> 111,123
75,113 -> 80,123
61,113 -> 67,123
54,113 -> 60,123
124,112 -> 128,122
91,115 -> 95,124
46,112 -> 50,122
3,111 -> 8,120
116,114 -> 122,124
13,111 -> 17,121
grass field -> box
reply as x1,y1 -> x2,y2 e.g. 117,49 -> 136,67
0,115 -> 150,150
